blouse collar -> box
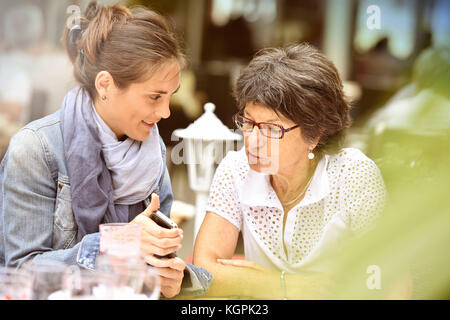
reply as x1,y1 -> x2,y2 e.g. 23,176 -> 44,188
238,152 -> 330,210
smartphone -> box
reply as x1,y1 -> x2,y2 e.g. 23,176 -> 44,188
149,210 -> 179,259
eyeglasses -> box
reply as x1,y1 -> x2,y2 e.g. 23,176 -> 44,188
232,113 -> 300,139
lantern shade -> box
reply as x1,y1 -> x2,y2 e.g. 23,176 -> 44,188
173,103 -> 242,141
171,102 -> 242,242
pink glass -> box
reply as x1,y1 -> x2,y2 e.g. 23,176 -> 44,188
99,223 -> 142,258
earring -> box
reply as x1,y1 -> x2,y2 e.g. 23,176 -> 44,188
101,95 -> 107,101
308,151 -> 315,160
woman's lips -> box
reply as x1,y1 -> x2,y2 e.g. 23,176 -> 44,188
248,150 -> 268,161
142,120 -> 155,129
248,151 -> 260,160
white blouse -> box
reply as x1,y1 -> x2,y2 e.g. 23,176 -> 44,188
205,147 -> 387,273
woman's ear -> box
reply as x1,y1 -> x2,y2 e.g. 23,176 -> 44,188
309,136 -> 320,151
311,128 -> 325,150
94,71 -> 115,100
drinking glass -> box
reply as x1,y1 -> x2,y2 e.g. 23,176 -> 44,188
141,264 -> 160,300
59,266 -> 118,300
99,223 -> 141,258
0,267 -> 33,300
95,253 -> 160,300
24,259 -> 67,300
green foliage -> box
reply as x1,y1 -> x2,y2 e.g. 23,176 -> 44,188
332,130 -> 450,299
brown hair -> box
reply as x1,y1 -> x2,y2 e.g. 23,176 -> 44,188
62,1 -> 185,101
233,43 -> 352,156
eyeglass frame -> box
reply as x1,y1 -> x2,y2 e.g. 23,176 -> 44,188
232,113 -> 300,139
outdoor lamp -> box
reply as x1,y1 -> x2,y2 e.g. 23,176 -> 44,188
173,103 -> 242,240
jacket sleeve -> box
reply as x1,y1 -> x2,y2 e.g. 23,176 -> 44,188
179,262 -> 213,296
0,128 -> 99,270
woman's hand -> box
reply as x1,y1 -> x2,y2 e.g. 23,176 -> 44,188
130,193 -> 183,258
145,254 -> 185,298
130,193 -> 185,298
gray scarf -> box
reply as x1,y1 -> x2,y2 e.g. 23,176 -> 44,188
60,87 -> 162,241
91,104 -> 162,205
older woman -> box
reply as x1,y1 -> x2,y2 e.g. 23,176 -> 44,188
193,43 -> 386,299
0,1 -> 211,298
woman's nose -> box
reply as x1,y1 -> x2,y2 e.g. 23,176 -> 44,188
247,126 -> 264,148
157,100 -> 171,119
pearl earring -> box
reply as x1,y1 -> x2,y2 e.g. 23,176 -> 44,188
101,95 -> 107,101
308,151 -> 315,160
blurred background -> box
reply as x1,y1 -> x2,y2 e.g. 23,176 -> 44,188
0,0 -> 449,299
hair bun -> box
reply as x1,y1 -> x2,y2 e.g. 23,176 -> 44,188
84,1 -> 102,22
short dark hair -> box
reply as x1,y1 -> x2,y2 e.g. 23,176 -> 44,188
233,43 -> 352,156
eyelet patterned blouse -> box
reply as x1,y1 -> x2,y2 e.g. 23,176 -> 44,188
205,147 -> 387,273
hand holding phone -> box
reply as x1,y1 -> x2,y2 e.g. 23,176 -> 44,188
150,210 -> 178,230
149,210 -> 179,259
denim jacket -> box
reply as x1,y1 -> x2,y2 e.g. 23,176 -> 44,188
0,110 -> 212,296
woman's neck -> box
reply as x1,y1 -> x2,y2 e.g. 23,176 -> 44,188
271,157 -> 317,205
93,100 -> 126,141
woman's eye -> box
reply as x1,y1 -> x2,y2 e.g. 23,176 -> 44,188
150,95 -> 161,101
